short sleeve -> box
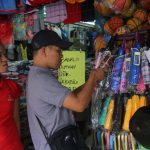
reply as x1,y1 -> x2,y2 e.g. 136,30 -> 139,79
36,75 -> 71,107
6,79 -> 22,100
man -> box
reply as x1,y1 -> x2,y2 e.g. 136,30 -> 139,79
26,30 -> 108,150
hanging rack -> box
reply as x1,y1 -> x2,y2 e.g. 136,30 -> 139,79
116,28 -> 150,41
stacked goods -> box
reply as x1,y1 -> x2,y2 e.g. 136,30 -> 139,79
94,0 -> 113,17
133,9 -> 148,23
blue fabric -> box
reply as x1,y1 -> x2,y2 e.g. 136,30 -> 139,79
0,0 -> 25,14
129,42 -> 141,85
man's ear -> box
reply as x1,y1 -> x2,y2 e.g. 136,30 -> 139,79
40,47 -> 46,56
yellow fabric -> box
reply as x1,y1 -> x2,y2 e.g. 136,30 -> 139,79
131,95 -> 140,117
139,95 -> 147,107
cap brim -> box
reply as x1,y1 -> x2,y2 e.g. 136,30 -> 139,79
56,41 -> 73,50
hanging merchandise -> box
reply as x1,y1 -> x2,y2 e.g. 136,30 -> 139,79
129,35 -> 141,85
106,0 -> 131,14
0,0 -> 26,14
25,12 -> 35,40
139,95 -> 147,108
91,87 -> 103,129
13,14 -> 26,41
127,17 -> 142,31
45,0 -> 67,23
112,94 -> 124,133
110,47 -> 125,93
131,94 -> 140,117
104,98 -> 114,130
95,14 -> 107,33
94,34 -> 107,53
7,44 -> 15,61
28,0 -> 58,7
63,2 -> 81,24
119,36 -> 128,93
0,16 -> 13,46
141,49 -> 150,85
104,21 -> 113,35
133,9 -> 148,24
103,16 -> 124,35
116,25 -> 130,35
94,0 -> 113,17
65,0 -> 86,4
99,96 -> 111,126
108,16 -> 124,33
137,73 -> 146,93
91,36 -> 116,130
122,97 -> 132,132
121,2 -> 136,18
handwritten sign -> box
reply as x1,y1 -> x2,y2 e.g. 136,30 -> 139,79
58,51 -> 85,91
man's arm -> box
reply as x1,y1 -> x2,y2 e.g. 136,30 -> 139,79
63,68 -> 106,112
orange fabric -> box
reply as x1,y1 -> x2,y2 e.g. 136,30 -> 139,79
0,78 -> 23,150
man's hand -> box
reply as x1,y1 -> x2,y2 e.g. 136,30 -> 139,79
90,65 -> 109,82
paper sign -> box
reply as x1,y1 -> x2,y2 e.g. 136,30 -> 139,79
58,51 -> 85,91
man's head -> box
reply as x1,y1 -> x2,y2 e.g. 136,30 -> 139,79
0,43 -> 8,73
129,106 -> 150,149
31,30 -> 72,69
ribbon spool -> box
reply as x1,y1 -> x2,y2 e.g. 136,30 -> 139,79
106,0 -> 131,13
116,25 -> 130,35
94,0 -> 113,17
108,16 -> 124,33
104,21 -> 114,35
127,17 -> 142,30
133,9 -> 148,23
121,2 -> 136,18
122,0 -> 132,12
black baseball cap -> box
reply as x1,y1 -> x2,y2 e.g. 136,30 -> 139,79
129,106 -> 150,149
31,30 -> 72,51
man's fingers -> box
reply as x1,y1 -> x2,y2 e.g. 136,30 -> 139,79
102,64 -> 109,73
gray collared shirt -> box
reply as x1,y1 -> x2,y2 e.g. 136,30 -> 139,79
26,66 -> 75,150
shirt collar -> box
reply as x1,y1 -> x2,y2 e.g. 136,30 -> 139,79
29,66 -> 54,74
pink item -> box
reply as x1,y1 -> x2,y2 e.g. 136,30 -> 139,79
137,73 -> 146,93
